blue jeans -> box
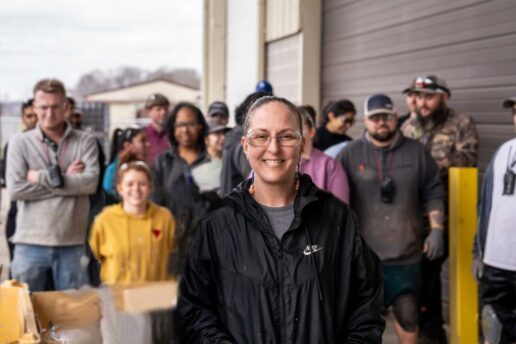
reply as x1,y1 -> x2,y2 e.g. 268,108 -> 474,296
11,244 -> 89,291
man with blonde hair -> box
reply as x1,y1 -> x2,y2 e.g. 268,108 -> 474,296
6,78 -> 99,291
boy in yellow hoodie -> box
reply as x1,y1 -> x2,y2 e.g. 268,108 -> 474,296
89,156 -> 176,284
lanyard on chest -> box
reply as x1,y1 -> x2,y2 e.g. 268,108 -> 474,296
38,138 -> 69,167
371,150 -> 395,182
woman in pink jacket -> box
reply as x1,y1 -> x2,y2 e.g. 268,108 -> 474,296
298,105 -> 350,203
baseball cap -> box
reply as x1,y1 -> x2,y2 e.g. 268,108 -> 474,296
503,97 -> 516,109
145,93 -> 170,109
255,80 -> 273,94
364,94 -> 396,117
412,75 -> 451,97
402,78 -> 417,94
206,117 -> 230,134
207,101 -> 229,118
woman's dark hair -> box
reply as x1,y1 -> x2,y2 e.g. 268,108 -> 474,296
234,91 -> 270,126
166,102 -> 208,151
321,99 -> 356,125
108,127 -> 144,164
244,96 -> 303,135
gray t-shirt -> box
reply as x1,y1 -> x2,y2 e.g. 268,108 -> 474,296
260,203 -> 295,240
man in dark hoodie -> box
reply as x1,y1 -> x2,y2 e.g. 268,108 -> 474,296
338,94 -> 445,344
219,92 -> 268,195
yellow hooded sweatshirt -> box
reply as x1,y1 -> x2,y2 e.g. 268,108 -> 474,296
89,202 -> 176,284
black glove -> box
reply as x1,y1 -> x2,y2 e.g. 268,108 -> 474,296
424,229 -> 444,260
472,257 -> 484,282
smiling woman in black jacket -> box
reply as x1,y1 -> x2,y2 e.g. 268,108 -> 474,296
151,102 -> 217,276
178,96 -> 385,343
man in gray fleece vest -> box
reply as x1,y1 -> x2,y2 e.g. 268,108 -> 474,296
6,79 -> 99,291
338,94 -> 445,344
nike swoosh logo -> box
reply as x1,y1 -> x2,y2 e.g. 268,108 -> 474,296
303,246 -> 323,256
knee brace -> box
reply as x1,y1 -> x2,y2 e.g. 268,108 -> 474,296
392,293 -> 419,332
482,304 -> 503,344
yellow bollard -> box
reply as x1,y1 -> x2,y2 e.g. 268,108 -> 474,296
449,167 -> 478,344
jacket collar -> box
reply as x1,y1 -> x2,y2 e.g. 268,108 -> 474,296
226,174 -> 320,236
164,145 -> 210,167
34,122 -> 73,143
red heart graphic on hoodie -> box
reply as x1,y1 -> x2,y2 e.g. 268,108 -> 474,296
152,228 -> 161,238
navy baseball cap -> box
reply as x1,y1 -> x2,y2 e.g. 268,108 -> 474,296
364,94 -> 396,117
255,80 -> 273,94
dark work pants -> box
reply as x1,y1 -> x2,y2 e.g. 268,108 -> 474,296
482,264 -> 516,340
419,254 -> 447,342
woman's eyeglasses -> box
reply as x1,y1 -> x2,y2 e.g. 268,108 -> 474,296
246,130 -> 302,147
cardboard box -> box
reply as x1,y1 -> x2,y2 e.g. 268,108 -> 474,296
108,280 -> 178,314
0,280 -> 40,344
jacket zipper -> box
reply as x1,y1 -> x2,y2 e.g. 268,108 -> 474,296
260,212 -> 287,343
277,239 -> 287,344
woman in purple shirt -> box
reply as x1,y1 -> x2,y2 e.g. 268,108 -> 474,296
298,106 -> 350,203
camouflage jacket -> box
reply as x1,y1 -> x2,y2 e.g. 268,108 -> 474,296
401,108 -> 478,182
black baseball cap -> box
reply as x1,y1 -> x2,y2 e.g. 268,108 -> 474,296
503,97 -> 516,109
208,101 -> 229,119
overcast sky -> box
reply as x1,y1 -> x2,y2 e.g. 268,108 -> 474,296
0,0 -> 203,101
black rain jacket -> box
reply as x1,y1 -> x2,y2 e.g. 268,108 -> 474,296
178,174 -> 385,343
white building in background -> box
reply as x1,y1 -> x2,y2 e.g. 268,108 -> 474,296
87,79 -> 200,131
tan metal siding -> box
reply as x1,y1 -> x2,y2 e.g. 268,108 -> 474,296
322,0 -> 516,171
266,34 -> 302,103
266,0 -> 300,42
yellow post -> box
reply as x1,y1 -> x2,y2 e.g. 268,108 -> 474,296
449,167 -> 478,344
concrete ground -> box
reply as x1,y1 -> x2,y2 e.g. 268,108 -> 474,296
0,188 -> 401,342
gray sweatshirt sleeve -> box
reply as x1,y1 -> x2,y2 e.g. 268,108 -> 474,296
421,147 -> 445,213
6,135 -> 54,201
47,134 -> 99,196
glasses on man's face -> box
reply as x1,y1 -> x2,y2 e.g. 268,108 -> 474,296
368,113 -> 394,123
246,130 -> 302,147
175,121 -> 198,130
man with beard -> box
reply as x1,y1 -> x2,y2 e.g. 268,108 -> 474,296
397,78 -> 418,129
401,75 -> 478,343
338,94 -> 445,344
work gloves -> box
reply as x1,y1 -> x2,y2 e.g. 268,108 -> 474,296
472,257 -> 484,282
424,229 -> 444,260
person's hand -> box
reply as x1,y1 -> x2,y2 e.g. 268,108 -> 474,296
66,160 -> 85,174
423,229 -> 444,260
26,170 -> 39,183
472,257 -> 484,282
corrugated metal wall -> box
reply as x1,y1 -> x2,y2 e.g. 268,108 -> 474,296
322,0 -> 516,171
266,0 -> 300,41
265,0 -> 302,104
266,34 -> 302,104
